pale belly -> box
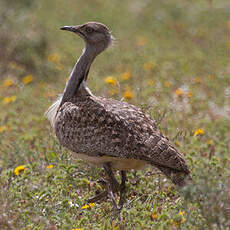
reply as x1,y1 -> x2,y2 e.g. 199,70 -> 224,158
73,152 -> 148,171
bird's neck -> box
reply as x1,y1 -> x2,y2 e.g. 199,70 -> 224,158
60,46 -> 97,106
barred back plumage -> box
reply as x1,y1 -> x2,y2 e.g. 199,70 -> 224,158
55,94 -> 190,184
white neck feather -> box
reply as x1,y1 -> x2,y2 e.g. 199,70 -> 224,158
44,96 -> 62,130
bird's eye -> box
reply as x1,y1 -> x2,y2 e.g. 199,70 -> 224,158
85,27 -> 94,33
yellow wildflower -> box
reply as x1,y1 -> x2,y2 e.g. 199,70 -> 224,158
194,128 -> 204,136
46,164 -> 54,169
48,53 -> 61,63
226,20 -> 230,31
175,141 -> 181,147
72,228 -> 82,230
121,71 -> 131,81
3,97 -> 11,104
193,77 -> 201,84
2,95 -> 16,105
124,87 -> 133,100
136,36 -> 146,46
175,88 -> 183,96
148,79 -> 155,87
187,91 -> 193,97
2,79 -> 14,88
143,61 -> 157,71
227,40 -> 230,49
81,203 -> 95,209
0,126 -> 9,133
178,211 -> 186,224
209,75 -> 215,81
89,203 -> 96,207
164,81 -> 171,88
14,165 -> 26,176
105,76 -> 117,86
207,139 -> 213,145
179,210 -> 185,216
151,212 -> 158,219
22,75 -> 33,85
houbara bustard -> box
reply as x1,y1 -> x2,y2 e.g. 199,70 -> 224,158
45,22 -> 191,211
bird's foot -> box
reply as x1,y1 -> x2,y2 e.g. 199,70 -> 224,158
89,180 -> 122,213
97,179 -> 107,188
88,190 -> 108,203
89,167 -> 127,213
107,182 -> 120,214
88,178 -> 119,204
106,171 -> 127,212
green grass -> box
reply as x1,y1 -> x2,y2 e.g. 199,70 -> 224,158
0,0 -> 230,229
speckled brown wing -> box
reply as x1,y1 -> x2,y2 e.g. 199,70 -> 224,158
55,95 -> 189,175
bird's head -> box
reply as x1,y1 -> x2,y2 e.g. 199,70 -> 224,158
60,22 -> 113,54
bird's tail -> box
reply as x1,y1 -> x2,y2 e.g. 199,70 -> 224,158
156,165 -> 192,187
44,95 -> 62,130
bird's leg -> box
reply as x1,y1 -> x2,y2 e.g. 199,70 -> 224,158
88,164 -> 119,204
103,163 -> 119,212
103,163 -> 120,194
118,170 -> 127,209
107,180 -> 119,212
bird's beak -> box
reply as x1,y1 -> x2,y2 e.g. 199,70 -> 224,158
60,25 -> 85,38
60,26 -> 76,32
60,25 -> 82,33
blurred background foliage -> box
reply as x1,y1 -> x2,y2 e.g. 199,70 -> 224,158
1,0 -> 230,81
0,0 -> 230,229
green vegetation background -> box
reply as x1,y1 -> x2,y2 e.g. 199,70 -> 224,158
0,0 -> 230,229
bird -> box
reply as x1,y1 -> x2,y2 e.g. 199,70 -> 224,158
45,22 -> 191,211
